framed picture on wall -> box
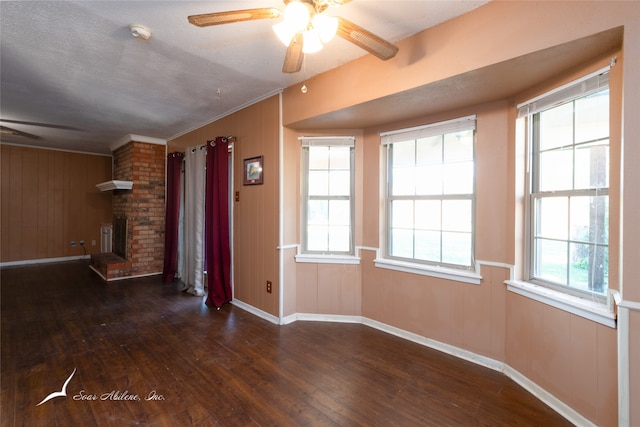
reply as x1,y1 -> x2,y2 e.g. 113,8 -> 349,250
243,155 -> 263,185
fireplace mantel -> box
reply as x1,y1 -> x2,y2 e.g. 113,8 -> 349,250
90,140 -> 164,281
96,180 -> 133,191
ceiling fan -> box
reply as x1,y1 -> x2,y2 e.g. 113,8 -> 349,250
188,0 -> 399,73
0,119 -> 80,140
0,125 -> 41,140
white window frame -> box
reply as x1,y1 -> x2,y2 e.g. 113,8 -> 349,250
298,136 -> 355,260
518,68 -> 610,303
376,116 -> 479,283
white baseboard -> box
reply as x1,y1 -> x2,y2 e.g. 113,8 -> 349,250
231,299 -> 281,325
503,365 -> 597,427
361,317 -> 505,373
231,303 -> 596,427
284,312 -> 363,325
0,255 -> 90,268
363,317 -> 596,427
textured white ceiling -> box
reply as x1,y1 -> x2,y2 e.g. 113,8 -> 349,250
0,1 -> 487,154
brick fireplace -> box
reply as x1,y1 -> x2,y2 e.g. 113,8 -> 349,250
90,139 -> 165,281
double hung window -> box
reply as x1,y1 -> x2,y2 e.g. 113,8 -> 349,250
519,70 -> 610,299
381,116 -> 476,270
301,137 -> 355,255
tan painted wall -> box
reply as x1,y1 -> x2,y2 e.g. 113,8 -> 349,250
286,53 -> 622,427
0,145 -> 112,262
168,1 -> 640,425
286,75 -> 619,426
506,292 -> 617,424
354,101 -> 512,358
503,54 -> 623,427
281,127 -> 365,317
279,2 -> 639,425
169,95 -> 280,317
282,1 -> 637,128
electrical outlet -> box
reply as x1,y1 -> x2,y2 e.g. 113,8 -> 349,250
266,280 -> 272,293
91,240 -> 96,246
70,241 -> 76,247
80,240 -> 85,246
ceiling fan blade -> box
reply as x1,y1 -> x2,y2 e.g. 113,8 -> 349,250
282,33 -> 304,73
0,119 -> 80,131
188,8 -> 281,27
336,17 -> 399,61
0,126 -> 41,140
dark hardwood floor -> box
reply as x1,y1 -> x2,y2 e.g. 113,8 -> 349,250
1,261 -> 573,426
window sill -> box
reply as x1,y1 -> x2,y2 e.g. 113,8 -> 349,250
505,280 -> 616,328
373,258 -> 482,285
295,254 -> 360,265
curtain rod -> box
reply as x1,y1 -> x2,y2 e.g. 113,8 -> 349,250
206,136 -> 236,146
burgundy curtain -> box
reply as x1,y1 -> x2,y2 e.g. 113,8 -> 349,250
162,152 -> 183,282
205,137 -> 232,308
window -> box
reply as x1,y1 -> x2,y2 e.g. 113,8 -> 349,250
381,116 -> 476,270
300,137 -> 355,255
519,70 -> 609,299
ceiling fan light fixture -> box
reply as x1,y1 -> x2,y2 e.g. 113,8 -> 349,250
274,1 -> 318,46
273,21 -> 298,46
188,0 -> 398,73
302,29 -> 323,53
312,14 -> 338,43
283,1 -> 312,32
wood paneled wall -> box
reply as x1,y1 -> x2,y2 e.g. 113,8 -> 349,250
168,95 -> 280,317
1,145 -> 113,263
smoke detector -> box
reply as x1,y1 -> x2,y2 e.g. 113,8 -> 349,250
129,24 -> 151,40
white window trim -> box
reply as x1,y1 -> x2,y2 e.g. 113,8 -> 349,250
371,253 -> 615,326
374,257 -> 482,285
380,115 -> 477,272
291,244 -> 363,264
380,115 -> 476,144
521,69 -> 610,301
299,136 -> 355,147
295,253 -> 360,264
509,67 -> 615,328
289,241 -> 617,327
516,66 -> 610,116
299,136 -> 356,256
506,279 -> 616,328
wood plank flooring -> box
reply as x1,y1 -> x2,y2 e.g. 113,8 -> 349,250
1,261 -> 573,426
